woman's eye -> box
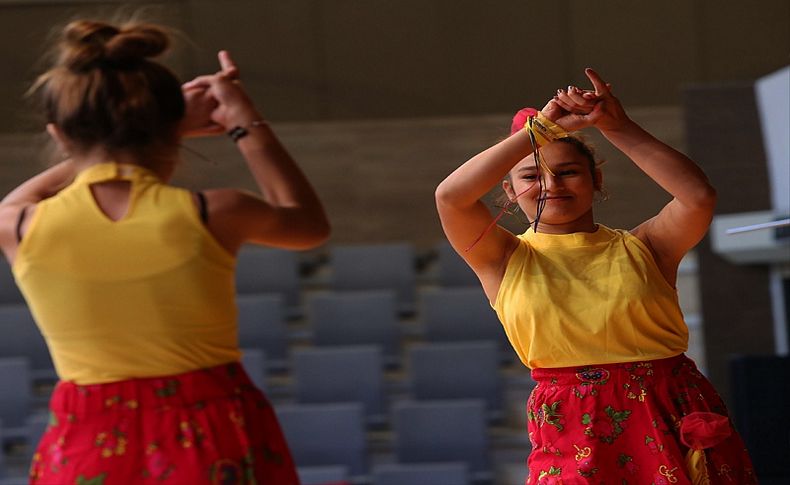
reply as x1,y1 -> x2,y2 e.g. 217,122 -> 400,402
559,170 -> 577,176
522,175 -> 537,181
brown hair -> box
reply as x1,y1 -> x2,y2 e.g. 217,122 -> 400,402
32,20 -> 184,152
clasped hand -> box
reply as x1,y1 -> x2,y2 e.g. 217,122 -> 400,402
541,68 -> 630,133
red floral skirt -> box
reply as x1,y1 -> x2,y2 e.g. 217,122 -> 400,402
526,354 -> 756,484
30,363 -> 299,485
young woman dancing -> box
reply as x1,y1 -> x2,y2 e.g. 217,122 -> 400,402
0,19 -> 328,484
436,68 -> 755,484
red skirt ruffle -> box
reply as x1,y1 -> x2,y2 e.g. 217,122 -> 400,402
526,354 -> 756,484
30,363 -> 298,485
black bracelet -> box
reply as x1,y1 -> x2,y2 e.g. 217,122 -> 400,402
227,126 -> 248,142
227,120 -> 266,143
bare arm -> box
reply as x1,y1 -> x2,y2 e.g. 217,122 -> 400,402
560,69 -> 716,282
435,128 -> 531,298
607,122 -> 716,281
183,52 -> 329,253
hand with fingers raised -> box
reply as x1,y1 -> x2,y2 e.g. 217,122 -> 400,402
540,68 -> 630,133
180,50 -> 261,137
574,68 -> 630,132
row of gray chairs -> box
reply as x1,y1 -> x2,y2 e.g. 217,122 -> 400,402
279,399 -> 489,482
238,287 -> 511,370
235,242 -> 477,316
241,342 -> 505,423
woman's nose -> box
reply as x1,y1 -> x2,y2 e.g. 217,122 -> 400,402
542,173 -> 562,189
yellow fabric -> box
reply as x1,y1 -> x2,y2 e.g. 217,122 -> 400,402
493,224 -> 688,369
13,162 -> 240,384
686,449 -> 712,485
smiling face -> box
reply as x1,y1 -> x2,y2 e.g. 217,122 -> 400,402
503,140 -> 602,234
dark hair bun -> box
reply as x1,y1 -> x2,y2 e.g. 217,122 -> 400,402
60,20 -> 169,71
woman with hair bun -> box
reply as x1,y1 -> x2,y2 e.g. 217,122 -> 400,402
0,19 -> 326,484
436,69 -> 756,483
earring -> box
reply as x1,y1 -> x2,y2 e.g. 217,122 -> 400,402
594,187 -> 610,203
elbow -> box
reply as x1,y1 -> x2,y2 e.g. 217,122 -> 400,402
312,218 -> 332,246
695,183 -> 717,211
681,183 -> 717,213
295,217 -> 331,250
435,181 -> 464,209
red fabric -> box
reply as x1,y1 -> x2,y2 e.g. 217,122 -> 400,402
30,363 -> 299,485
511,107 -> 539,135
680,412 -> 732,450
525,354 -> 756,485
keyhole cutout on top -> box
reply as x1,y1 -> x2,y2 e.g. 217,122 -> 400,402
88,181 -> 133,222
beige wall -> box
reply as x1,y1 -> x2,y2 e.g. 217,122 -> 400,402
0,0 -> 788,131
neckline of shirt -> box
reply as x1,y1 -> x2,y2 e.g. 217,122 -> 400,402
521,224 -> 617,247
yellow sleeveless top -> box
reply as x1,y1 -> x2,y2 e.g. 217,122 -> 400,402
493,224 -> 688,369
12,162 -> 240,384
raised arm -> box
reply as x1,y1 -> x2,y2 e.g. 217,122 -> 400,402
435,98 -> 595,301
559,69 -> 716,282
182,51 -> 330,253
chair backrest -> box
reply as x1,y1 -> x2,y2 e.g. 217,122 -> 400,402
392,399 -> 489,473
293,346 -> 384,419
408,341 -> 502,412
309,291 -> 400,359
276,403 -> 367,476
298,465 -> 350,485
329,243 -> 415,312
372,462 -> 470,485
235,245 -> 300,308
236,294 -> 288,366
435,241 -> 478,288
0,357 -> 32,428
420,287 -> 508,350
0,306 -> 52,372
239,348 -> 266,393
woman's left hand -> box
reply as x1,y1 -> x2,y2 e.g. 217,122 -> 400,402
541,69 -> 631,133
179,52 -> 243,138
